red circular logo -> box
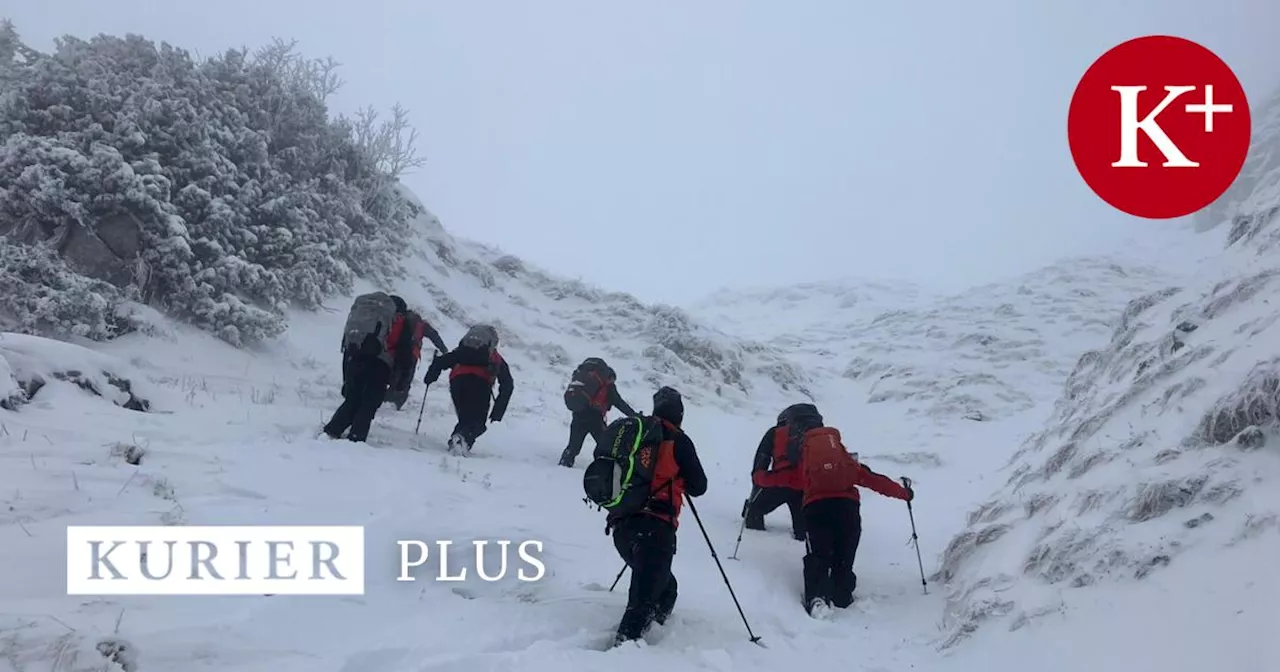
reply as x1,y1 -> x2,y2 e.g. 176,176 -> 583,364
1068,35 -> 1251,220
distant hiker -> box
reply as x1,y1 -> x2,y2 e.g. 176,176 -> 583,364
559,357 -> 638,467
583,386 -> 708,646
422,324 -> 513,454
743,407 -> 807,541
324,292 -> 417,442
385,304 -> 450,410
779,403 -> 914,617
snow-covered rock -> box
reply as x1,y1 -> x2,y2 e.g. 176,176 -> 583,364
0,332 -> 155,412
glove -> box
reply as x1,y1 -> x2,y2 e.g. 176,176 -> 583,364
901,477 -> 915,502
423,370 -> 440,385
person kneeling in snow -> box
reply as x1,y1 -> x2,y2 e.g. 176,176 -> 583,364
421,324 -> 513,453
743,407 -> 808,541
608,387 -> 708,646
780,403 -> 914,616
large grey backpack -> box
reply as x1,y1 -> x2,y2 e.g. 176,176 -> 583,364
342,292 -> 399,363
459,324 -> 499,351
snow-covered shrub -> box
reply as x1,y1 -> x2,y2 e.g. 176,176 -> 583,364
0,24 -> 420,345
0,237 -> 137,340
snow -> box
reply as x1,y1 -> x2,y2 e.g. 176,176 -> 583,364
2,190 -> 1278,671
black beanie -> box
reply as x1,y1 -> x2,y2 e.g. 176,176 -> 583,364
653,386 -> 684,425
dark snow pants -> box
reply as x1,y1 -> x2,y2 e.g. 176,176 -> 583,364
611,514 -> 678,642
745,486 -> 806,539
802,498 -> 862,610
385,360 -> 418,410
560,410 -> 606,466
324,353 -> 391,442
449,374 -> 492,449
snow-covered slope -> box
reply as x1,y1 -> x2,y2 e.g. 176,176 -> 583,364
690,277 -> 926,343
3,180 -> 1276,671
369,187 -> 815,414
938,160 -> 1280,652
695,257 -> 1182,423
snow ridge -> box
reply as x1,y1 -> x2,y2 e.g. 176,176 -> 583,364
698,258 -> 1180,423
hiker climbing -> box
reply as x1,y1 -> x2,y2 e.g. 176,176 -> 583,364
581,386 -> 708,647
559,357 -> 638,467
384,302 -> 450,410
324,292 -> 416,442
779,403 -> 914,617
743,407 -> 808,541
421,324 -> 513,454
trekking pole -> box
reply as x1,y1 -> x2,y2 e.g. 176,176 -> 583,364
608,563 -> 627,592
685,497 -> 764,646
729,486 -> 761,561
903,477 -> 928,594
414,385 -> 429,435
414,351 -> 438,435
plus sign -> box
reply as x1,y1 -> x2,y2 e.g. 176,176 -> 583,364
1184,85 -> 1233,132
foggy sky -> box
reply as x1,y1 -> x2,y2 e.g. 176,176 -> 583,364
7,1 -> 1280,304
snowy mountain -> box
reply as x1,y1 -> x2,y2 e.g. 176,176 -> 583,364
690,277 -> 926,343
938,134 -> 1280,656
367,188 -> 816,415
696,258 -> 1181,423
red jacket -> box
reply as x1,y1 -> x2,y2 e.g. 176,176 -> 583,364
450,349 -> 505,385
751,426 -> 802,490
384,313 -> 425,364
801,458 -> 910,507
643,418 -> 687,528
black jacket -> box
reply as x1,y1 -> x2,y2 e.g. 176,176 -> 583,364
604,385 -> 638,417
420,321 -> 448,355
751,425 -> 782,473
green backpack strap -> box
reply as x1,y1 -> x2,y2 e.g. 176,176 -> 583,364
605,416 -> 647,509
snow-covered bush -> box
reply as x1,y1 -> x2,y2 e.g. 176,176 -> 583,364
0,237 -> 138,340
0,22 -> 422,345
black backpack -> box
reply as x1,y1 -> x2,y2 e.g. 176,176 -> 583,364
564,357 -> 613,413
778,403 -> 824,465
582,414 -> 666,516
